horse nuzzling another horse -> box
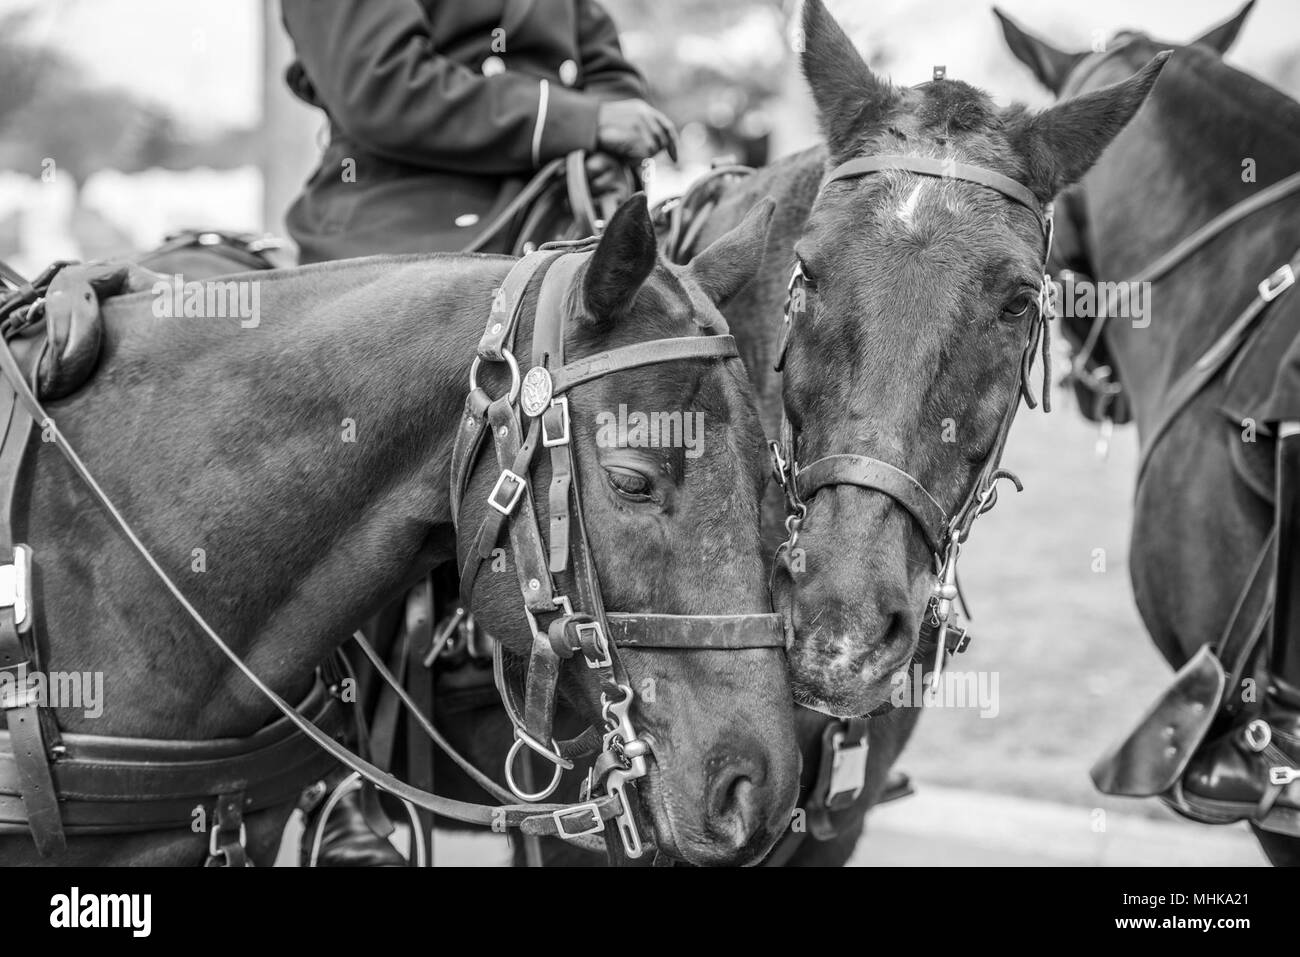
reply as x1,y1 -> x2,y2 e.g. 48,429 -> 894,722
0,194 -> 802,867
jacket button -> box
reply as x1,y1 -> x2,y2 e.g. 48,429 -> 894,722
558,59 -> 578,86
482,55 -> 505,77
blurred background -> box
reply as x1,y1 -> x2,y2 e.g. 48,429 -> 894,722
4,0 -> 1297,864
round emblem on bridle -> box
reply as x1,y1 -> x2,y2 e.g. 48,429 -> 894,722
520,366 -> 554,417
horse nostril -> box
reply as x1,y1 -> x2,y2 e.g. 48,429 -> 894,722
704,751 -> 768,847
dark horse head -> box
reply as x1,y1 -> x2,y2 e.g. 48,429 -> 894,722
771,0 -> 1168,716
995,1 -> 1259,426
460,196 -> 800,864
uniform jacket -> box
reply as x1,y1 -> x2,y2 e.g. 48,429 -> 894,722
281,0 -> 645,262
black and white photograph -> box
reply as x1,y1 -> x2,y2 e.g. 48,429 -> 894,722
0,0 -> 1297,933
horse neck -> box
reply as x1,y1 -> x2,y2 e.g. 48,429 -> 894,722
1094,52 -> 1300,428
35,254 -> 507,738
709,146 -> 826,435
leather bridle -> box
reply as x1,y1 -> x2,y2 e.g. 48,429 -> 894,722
770,154 -> 1057,684
445,237 -> 787,859
0,240 -> 785,863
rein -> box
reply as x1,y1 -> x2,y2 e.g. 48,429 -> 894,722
770,153 -> 1057,688
1063,170 -> 1300,479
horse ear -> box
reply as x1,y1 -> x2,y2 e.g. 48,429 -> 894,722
1009,52 -> 1172,203
1191,0 -> 1255,55
799,0 -> 896,161
580,193 -> 656,327
689,198 -> 776,307
993,8 -> 1087,94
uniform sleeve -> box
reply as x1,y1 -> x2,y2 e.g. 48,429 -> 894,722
575,0 -> 648,101
281,0 -> 602,174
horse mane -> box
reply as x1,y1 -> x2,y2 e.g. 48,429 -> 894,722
1149,43 -> 1300,187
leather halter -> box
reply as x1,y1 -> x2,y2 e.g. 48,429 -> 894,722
0,246 -> 784,862
771,152 -> 1056,683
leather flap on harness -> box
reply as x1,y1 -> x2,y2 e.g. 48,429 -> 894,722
1090,645 -> 1225,797
5,262 -> 157,401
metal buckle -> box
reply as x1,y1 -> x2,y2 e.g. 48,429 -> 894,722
488,470 -> 526,516
1259,263 -> 1296,303
524,595 -> 573,642
541,397 -> 570,447
0,545 -> 32,633
577,620 -> 611,669
1269,766 -> 1300,786
208,820 -> 247,858
552,802 -> 604,839
1244,718 -> 1272,752
825,729 -> 869,804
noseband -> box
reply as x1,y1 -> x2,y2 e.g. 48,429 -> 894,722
771,154 -> 1057,682
451,238 -> 785,858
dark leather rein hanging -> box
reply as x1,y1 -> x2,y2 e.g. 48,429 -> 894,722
770,154 -> 1057,690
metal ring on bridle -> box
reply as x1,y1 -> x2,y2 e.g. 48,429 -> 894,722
468,350 -> 521,405
504,733 -> 568,802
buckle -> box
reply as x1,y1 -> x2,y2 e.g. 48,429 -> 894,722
1259,263 -> 1296,303
1269,766 -> 1300,786
541,397 -> 570,448
577,620 -> 611,669
488,470 -> 526,516
1244,718 -> 1272,752
552,802 -> 604,839
208,820 -> 247,858
0,545 -> 32,633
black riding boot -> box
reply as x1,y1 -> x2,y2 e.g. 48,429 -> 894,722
301,784 -> 406,867
1181,429 -> 1300,834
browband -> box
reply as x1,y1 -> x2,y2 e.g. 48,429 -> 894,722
825,154 -> 1044,226
550,335 -> 737,395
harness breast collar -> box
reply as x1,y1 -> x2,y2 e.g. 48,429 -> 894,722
771,152 -> 1057,687
0,241 -> 784,863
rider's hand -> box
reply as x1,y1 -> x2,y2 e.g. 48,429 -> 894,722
596,99 -> 679,163
585,151 -> 625,195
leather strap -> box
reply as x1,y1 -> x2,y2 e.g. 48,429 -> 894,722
795,455 -> 947,556
550,335 -> 739,395
825,154 -> 1045,229
1136,248 -> 1300,485
605,613 -> 786,649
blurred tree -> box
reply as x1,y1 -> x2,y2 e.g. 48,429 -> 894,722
0,10 -> 191,193
605,0 -> 790,164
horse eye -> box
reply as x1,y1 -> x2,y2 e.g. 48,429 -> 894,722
606,468 -> 652,500
1001,293 -> 1036,322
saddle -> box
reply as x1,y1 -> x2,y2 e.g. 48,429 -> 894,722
1,260 -> 161,401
